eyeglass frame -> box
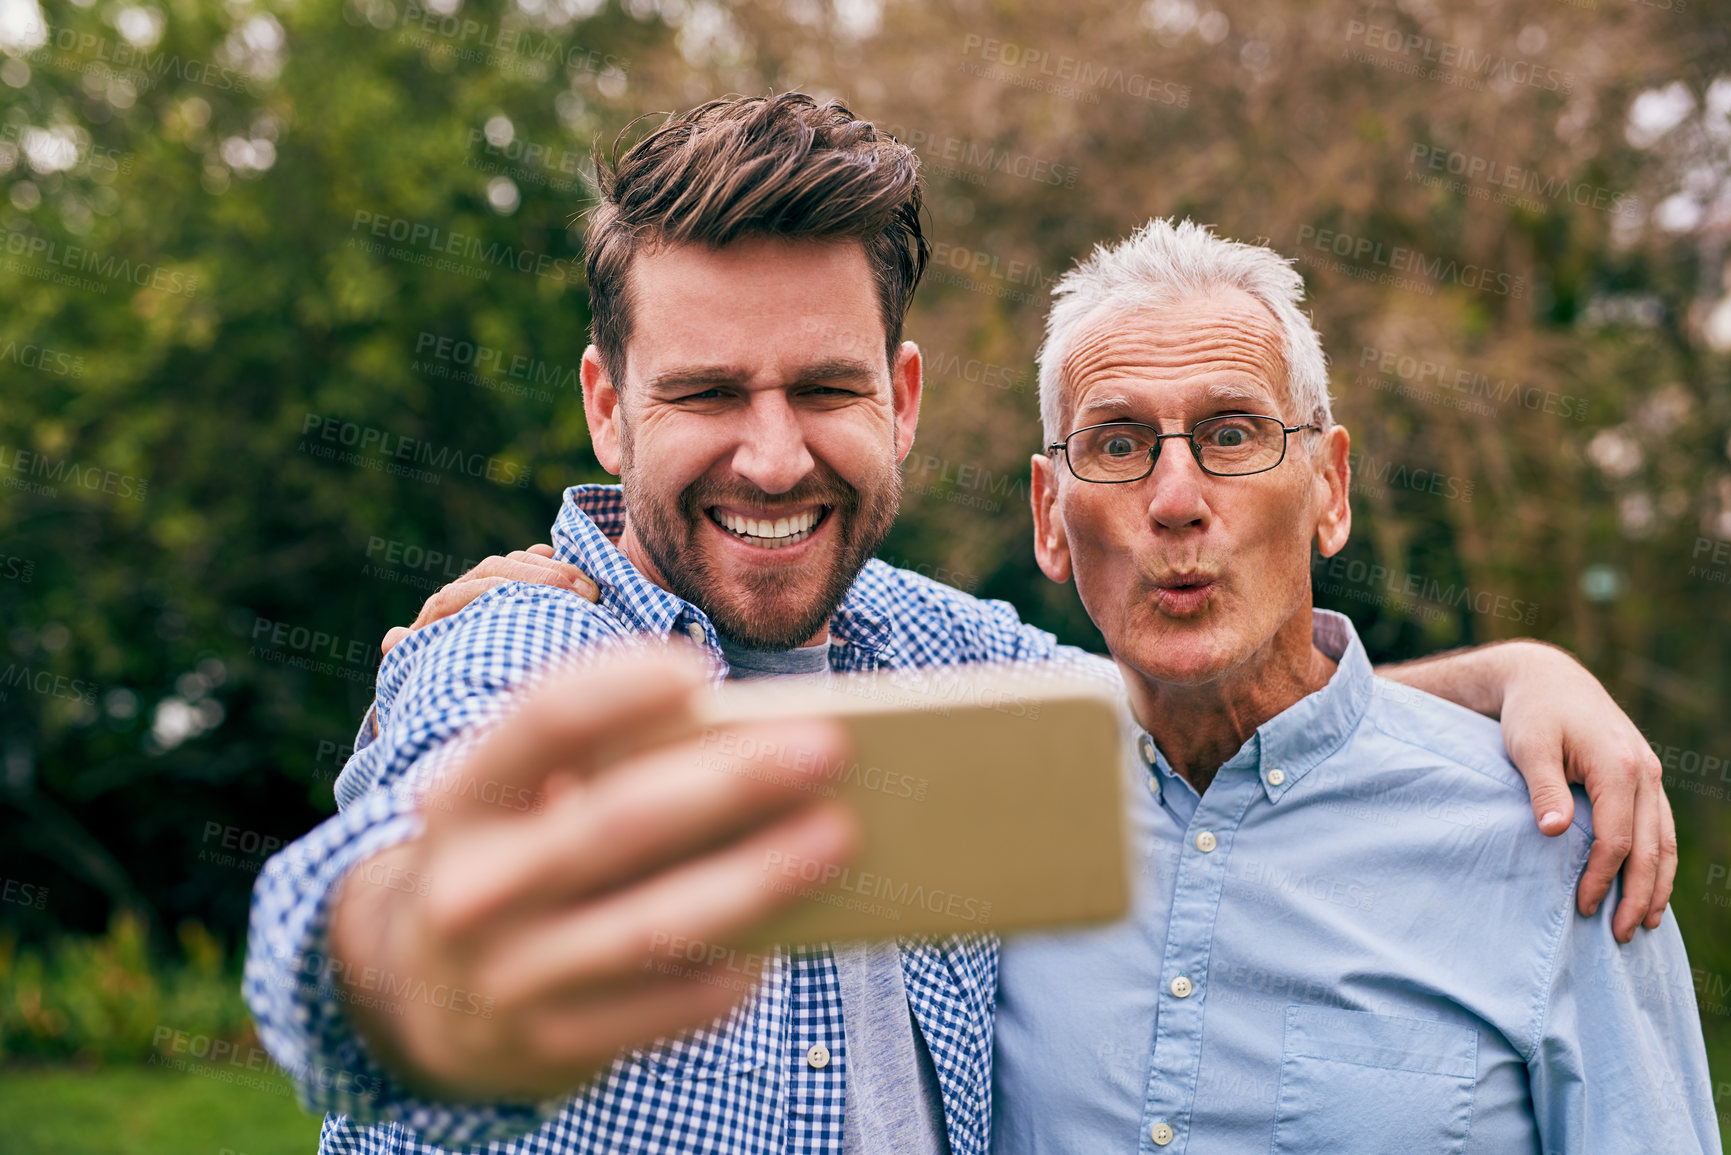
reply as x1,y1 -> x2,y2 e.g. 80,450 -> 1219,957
1045,414 -> 1321,483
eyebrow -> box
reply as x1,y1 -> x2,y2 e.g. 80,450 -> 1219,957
645,358 -> 880,393
1075,393 -> 1138,419
1075,380 -> 1277,421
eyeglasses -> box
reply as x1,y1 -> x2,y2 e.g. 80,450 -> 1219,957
1047,415 -> 1319,483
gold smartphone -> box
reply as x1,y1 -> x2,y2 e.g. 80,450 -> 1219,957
698,663 -> 1132,945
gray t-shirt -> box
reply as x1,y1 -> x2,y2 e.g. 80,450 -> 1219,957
832,942 -> 953,1155
715,633 -> 951,1155
716,634 -> 833,680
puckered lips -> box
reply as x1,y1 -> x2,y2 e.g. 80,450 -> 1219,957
1149,570 -> 1219,617
705,503 -> 833,553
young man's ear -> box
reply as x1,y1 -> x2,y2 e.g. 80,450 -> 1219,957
1313,424 -> 1352,559
582,346 -> 623,475
1030,453 -> 1073,584
891,341 -> 924,465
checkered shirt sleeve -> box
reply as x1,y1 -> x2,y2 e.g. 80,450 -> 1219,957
245,484 -> 1099,1155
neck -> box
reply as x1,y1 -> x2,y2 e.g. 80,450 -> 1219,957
615,518 -> 669,592
1121,605 -> 1336,793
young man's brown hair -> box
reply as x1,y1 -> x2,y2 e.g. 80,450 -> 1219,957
585,92 -> 928,384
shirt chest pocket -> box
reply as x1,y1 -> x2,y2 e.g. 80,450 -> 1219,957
628,983 -> 774,1083
1270,1005 -> 1478,1155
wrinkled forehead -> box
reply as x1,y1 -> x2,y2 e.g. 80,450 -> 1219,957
1059,288 -> 1291,420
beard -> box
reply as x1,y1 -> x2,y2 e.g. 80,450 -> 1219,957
620,450 -> 901,651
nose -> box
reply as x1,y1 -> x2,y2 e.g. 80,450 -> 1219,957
1144,435 -> 1210,533
729,392 -> 816,495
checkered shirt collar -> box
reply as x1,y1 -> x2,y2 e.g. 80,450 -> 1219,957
552,484 -> 893,656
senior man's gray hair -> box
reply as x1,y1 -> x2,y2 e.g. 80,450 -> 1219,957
1036,218 -> 1333,445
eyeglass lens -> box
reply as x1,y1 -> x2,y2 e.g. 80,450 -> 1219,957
1067,416 -> 1289,481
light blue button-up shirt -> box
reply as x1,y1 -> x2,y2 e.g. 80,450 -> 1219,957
992,610 -> 1720,1154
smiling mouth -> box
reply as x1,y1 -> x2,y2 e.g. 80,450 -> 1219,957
707,506 -> 831,550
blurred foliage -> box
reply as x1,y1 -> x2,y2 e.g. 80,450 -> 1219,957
0,0 -> 1727,1106
0,912 -> 250,1061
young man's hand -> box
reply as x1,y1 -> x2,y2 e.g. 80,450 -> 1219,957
1495,645 -> 1674,941
330,648 -> 857,1102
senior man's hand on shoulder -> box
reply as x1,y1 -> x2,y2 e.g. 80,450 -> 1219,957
379,544 -> 598,656
330,648 -> 857,1102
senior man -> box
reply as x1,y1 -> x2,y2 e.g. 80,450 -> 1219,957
250,94 -> 1680,1155
992,219 -> 1718,1153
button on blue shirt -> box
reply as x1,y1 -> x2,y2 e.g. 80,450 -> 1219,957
992,610 -> 1719,1155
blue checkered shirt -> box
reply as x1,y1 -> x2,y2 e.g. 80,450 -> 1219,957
245,484 -> 1091,1155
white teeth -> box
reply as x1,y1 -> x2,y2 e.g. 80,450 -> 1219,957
714,508 -> 823,547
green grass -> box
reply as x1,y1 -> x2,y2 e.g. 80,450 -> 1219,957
0,1064 -> 322,1155
0,1052 -> 1721,1154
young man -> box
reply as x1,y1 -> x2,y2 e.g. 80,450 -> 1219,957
247,94 -> 1677,1154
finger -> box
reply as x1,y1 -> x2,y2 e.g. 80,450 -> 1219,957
1501,722 -> 1575,836
507,966 -> 758,1098
430,649 -> 714,820
409,577 -> 513,630
503,549 -> 580,575
477,801 -> 857,1005
503,550 -> 599,601
459,552 -> 597,602
503,549 -> 567,568
407,561 -> 594,637
1574,769 -> 1634,920
403,961 -> 755,1102
527,543 -> 555,557
1611,768 -> 1663,943
503,551 -> 599,601
382,626 -> 411,655
457,557 -> 579,592
430,719 -> 846,931
1646,784 -> 1677,930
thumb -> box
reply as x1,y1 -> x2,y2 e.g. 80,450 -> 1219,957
381,626 -> 410,655
1503,722 -> 1575,836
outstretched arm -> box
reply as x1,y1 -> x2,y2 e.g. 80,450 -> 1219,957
1377,640 -> 1673,944
371,550 -> 1678,946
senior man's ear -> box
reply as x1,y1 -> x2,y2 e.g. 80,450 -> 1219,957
1313,424 -> 1352,558
1030,452 -> 1073,584
581,346 -> 624,475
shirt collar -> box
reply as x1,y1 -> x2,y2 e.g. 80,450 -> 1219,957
1133,608 -> 1374,804
550,484 -> 892,658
